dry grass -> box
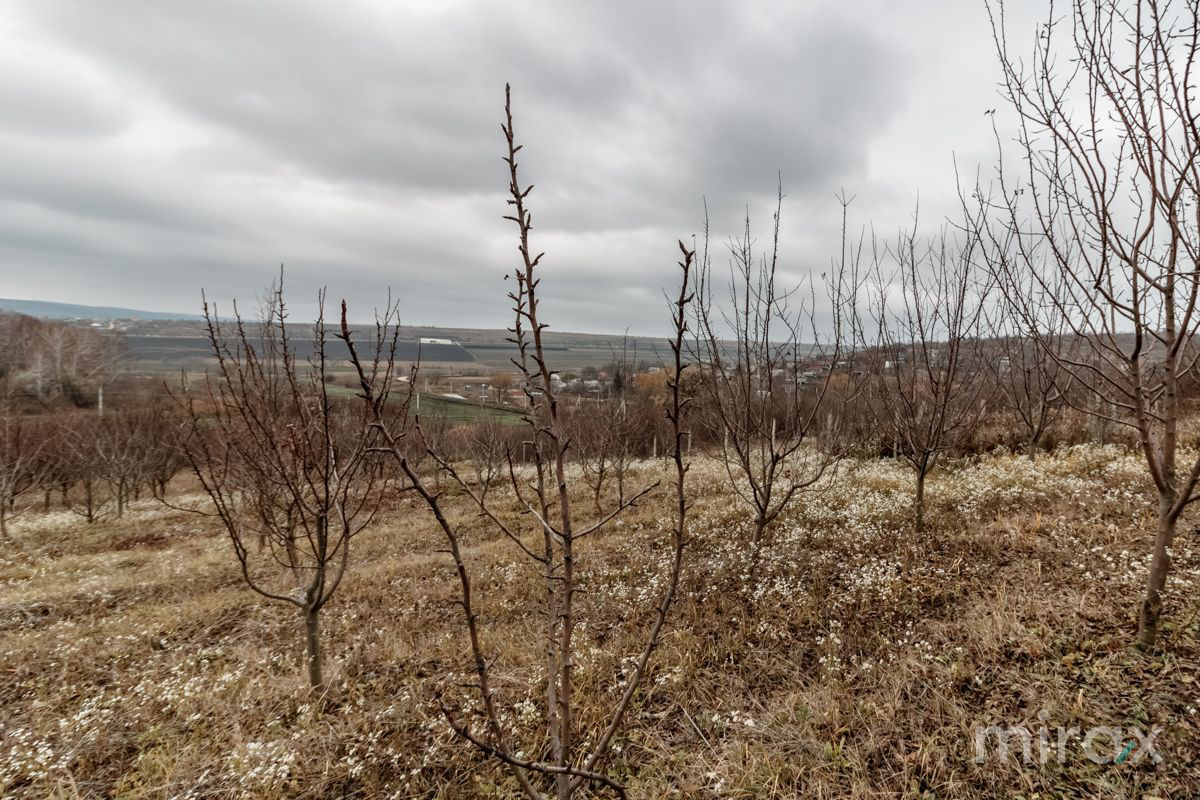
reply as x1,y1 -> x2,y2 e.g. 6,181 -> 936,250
2,445 -> 1198,798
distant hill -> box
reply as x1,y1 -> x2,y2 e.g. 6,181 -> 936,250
0,298 -> 202,321
1,299 -> 766,373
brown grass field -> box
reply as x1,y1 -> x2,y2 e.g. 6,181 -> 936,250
2,445 -> 1198,798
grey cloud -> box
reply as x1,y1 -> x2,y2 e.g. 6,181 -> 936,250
0,38 -> 129,139
0,0 -> 1030,335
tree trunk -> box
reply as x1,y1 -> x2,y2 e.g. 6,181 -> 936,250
1137,496 -> 1176,650
914,469 -> 927,532
745,512 -> 771,604
304,608 -> 323,690
750,513 -> 768,548
0,504 -> 8,541
592,463 -> 606,515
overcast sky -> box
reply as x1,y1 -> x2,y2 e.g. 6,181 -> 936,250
0,1 -> 1043,335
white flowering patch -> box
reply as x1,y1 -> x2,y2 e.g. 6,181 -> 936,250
224,739 -> 297,793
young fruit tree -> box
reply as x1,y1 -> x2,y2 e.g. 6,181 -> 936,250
92,407 -> 161,517
0,409 -> 48,541
60,412 -> 108,524
567,390 -> 649,514
975,0 -> 1200,648
178,284 -> 383,690
860,222 -> 992,531
339,86 -> 694,800
459,416 -> 512,503
693,190 -> 857,551
980,279 -> 1076,460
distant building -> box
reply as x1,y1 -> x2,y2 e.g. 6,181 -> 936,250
420,337 -> 455,345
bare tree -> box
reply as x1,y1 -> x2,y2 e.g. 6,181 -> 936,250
339,87 -> 693,799
982,293 -> 1076,460
178,283 -> 382,690
142,402 -> 188,500
861,222 -> 993,531
491,370 -> 514,405
93,409 -> 156,517
0,314 -> 122,408
974,0 -> 1200,648
462,417 -> 510,502
0,405 -> 47,540
565,402 -> 615,513
567,392 -> 646,514
0,314 -> 43,397
408,410 -> 450,490
602,337 -> 656,506
60,413 -> 108,524
693,189 -> 857,551
33,321 -> 123,408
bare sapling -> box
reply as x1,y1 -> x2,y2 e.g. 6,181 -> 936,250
570,390 -> 645,514
0,400 -> 48,541
567,403 -> 617,513
693,188 -> 857,552
861,220 -> 992,531
60,413 -> 108,524
600,335 -> 651,506
337,85 -> 694,800
463,417 -> 510,502
975,0 -> 1200,649
92,408 -> 160,517
143,402 -> 188,500
178,282 -> 383,690
980,282 -> 1075,460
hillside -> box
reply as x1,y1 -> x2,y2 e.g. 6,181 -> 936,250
0,298 -> 203,322
2,446 -> 1197,797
